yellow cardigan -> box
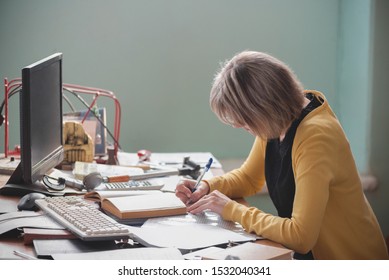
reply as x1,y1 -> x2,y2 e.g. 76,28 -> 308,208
206,90 -> 388,259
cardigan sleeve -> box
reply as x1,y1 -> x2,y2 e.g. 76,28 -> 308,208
204,137 -> 266,198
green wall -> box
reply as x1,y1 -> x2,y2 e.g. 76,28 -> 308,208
366,0 -> 389,238
337,0 -> 372,173
0,0 -> 339,159
336,0 -> 389,237
0,0 -> 387,236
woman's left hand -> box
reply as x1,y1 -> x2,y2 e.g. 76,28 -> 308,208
187,190 -> 231,215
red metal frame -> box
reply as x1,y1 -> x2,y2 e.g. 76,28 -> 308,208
3,78 -> 22,158
2,78 -> 121,158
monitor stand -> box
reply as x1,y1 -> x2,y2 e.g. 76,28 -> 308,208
0,164 -> 54,196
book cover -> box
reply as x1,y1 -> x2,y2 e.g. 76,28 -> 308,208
23,228 -> 76,245
101,192 -> 187,220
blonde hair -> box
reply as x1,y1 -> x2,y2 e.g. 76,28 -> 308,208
210,51 -> 305,139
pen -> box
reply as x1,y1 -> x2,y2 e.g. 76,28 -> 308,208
191,158 -> 213,193
13,250 -> 38,260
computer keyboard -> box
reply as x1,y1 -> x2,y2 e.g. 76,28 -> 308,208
104,180 -> 164,190
35,196 -> 131,241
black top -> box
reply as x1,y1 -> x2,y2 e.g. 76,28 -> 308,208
265,93 -> 322,260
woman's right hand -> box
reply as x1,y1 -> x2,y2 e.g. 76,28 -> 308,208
175,179 -> 210,205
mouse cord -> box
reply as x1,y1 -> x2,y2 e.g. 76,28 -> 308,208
42,175 -> 66,190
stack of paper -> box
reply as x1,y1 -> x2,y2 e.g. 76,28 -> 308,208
73,161 -> 144,180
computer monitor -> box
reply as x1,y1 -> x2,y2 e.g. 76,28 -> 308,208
0,53 -> 64,196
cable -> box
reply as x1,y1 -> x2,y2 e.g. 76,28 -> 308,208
0,85 -> 21,114
2,82 -> 122,153
42,175 -> 66,191
0,86 -> 22,126
62,94 -> 76,112
1,86 -> 77,126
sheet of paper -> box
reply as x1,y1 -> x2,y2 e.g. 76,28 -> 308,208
33,239 -> 116,257
159,170 -> 214,193
73,161 -> 144,179
142,211 -> 259,240
0,198 -> 19,213
0,213 -> 64,235
52,247 -> 183,260
150,152 -> 222,168
117,152 -> 223,169
127,223 -> 255,250
0,211 -> 43,222
159,175 -> 182,192
183,246 -> 224,260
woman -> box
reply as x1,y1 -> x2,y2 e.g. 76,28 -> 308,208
175,51 -> 388,260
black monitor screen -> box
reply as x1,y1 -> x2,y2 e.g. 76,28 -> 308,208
22,53 -> 63,183
0,53 -> 64,195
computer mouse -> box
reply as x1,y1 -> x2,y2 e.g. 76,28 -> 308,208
17,193 -> 46,211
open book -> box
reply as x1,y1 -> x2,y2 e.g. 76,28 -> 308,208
101,192 -> 187,220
